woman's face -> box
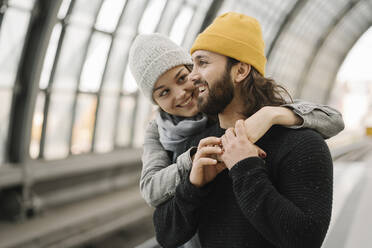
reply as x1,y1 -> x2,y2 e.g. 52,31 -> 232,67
152,65 -> 199,117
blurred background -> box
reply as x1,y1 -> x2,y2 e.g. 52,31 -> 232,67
0,0 -> 371,247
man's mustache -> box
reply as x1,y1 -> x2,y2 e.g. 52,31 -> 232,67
193,79 -> 208,87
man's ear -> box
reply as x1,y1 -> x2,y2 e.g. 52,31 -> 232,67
234,63 -> 251,83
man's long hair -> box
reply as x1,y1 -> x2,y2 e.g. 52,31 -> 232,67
226,57 -> 293,118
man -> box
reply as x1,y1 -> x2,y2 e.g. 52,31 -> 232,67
154,12 -> 333,248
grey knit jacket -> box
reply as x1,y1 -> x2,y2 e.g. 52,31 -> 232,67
140,100 -> 344,207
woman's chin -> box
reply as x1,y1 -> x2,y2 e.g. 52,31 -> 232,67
181,107 -> 199,117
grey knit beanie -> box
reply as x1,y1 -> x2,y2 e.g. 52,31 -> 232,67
128,33 -> 192,103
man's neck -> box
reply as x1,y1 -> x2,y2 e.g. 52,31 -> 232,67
218,97 -> 246,129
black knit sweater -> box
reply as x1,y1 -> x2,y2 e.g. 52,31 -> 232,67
153,124 -> 333,248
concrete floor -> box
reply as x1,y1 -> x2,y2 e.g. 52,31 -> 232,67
323,139 -> 372,248
84,217 -> 155,248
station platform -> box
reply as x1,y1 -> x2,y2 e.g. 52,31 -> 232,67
323,138 -> 372,248
1,138 -> 371,248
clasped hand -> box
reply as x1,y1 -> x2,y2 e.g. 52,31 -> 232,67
190,120 -> 266,188
189,137 -> 226,188
221,120 -> 266,169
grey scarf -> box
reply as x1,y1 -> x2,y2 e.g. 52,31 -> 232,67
156,110 -> 208,160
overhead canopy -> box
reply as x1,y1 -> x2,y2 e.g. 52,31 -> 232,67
214,0 -> 372,103
1,0 -> 371,163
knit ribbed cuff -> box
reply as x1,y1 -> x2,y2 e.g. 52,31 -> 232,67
176,147 -> 197,180
177,172 -> 213,208
229,157 -> 266,180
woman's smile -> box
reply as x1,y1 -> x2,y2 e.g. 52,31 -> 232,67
176,91 -> 196,108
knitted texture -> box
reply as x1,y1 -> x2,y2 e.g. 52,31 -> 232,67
154,125 -> 333,248
129,33 -> 192,103
191,12 -> 267,76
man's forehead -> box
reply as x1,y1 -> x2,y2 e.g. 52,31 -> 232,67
191,50 -> 223,60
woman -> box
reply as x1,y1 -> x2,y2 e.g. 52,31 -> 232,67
128,33 -> 343,247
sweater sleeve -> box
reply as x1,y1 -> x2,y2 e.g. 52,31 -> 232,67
153,176 -> 212,247
140,120 -> 194,207
282,99 -> 345,139
229,133 -> 333,248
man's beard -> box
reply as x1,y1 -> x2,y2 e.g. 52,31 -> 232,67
197,70 -> 234,115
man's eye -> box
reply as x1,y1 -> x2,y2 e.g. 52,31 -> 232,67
159,89 -> 169,97
199,60 -> 207,66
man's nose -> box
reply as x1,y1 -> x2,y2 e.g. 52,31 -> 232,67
184,77 -> 195,90
188,68 -> 200,83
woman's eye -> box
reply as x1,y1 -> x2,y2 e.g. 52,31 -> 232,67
159,89 -> 169,97
178,74 -> 188,83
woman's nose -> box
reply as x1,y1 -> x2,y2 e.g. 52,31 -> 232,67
175,87 -> 187,100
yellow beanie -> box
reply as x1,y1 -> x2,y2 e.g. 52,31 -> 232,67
191,12 -> 266,76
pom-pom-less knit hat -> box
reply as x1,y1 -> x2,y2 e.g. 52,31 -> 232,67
129,33 -> 192,103
190,12 -> 266,76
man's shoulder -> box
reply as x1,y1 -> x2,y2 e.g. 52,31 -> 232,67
261,126 -> 332,170
275,125 -> 323,138
269,126 -> 327,150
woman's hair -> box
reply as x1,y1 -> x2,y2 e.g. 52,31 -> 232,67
226,57 -> 293,118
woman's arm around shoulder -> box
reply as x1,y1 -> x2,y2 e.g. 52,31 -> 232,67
242,101 -> 344,143
282,99 -> 345,138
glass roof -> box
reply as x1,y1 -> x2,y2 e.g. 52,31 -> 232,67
1,0 -> 372,163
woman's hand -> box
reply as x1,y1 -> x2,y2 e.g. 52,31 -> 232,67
243,106 -> 302,143
221,120 -> 266,170
190,137 -> 226,188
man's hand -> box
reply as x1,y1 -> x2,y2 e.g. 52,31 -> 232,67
190,137 -> 226,188
221,120 -> 266,170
